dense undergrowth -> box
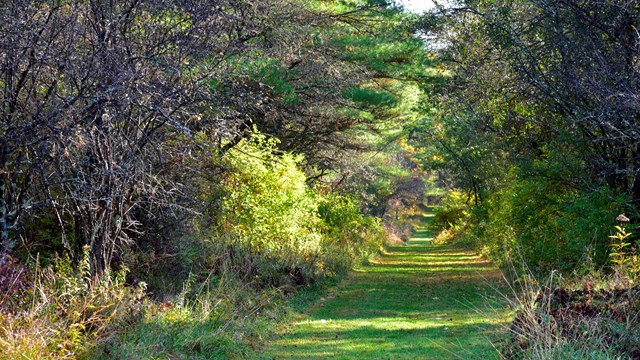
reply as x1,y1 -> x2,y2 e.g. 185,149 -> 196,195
504,277 -> 640,359
430,186 -> 640,359
0,133 -> 394,358
0,249 -> 146,358
431,183 -> 634,276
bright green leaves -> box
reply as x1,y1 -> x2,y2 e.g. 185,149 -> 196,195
214,130 -> 384,285
609,224 -> 633,269
220,132 -> 319,257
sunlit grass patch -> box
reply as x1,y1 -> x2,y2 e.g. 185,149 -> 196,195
261,218 -> 510,359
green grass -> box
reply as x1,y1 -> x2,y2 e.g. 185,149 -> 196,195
260,215 -> 510,359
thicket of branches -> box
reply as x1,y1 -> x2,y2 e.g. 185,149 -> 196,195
0,0 -> 426,276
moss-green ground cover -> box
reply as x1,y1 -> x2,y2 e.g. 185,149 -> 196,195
262,215 -> 510,359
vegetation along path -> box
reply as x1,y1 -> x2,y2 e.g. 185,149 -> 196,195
263,214 -> 509,359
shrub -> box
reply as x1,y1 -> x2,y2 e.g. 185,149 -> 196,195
467,173 -> 629,275
213,133 -> 324,287
433,189 -> 471,229
432,189 -> 472,245
319,194 -> 385,270
209,132 -> 384,287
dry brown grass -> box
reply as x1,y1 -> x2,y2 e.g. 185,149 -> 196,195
500,270 -> 640,359
0,251 -> 145,359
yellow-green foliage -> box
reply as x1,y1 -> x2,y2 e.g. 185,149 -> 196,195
319,194 -> 385,270
608,222 -> 640,285
221,134 -> 322,262
214,132 -> 384,286
436,190 -> 471,225
432,189 -> 472,245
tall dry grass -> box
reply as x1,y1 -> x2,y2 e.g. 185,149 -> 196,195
0,248 -> 145,359
497,266 -> 639,359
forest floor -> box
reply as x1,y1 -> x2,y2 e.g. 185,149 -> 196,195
261,214 -> 511,359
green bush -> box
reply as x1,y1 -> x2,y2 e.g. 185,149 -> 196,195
214,133 -> 324,287
319,194 -> 385,270
431,189 -> 473,245
470,171 -> 629,275
209,131 -> 384,287
433,189 -> 471,229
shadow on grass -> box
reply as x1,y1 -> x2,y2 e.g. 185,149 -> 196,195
266,321 -> 502,359
262,218 -> 509,359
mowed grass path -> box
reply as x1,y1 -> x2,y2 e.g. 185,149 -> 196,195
262,215 -> 510,359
